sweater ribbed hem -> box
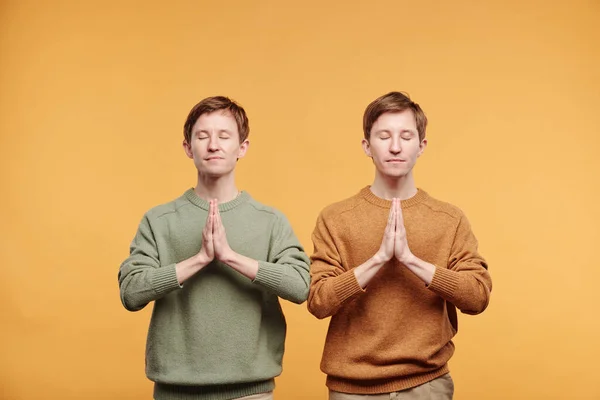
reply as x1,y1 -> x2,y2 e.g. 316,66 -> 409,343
326,365 -> 449,394
152,264 -> 182,294
154,379 -> 274,400
428,267 -> 459,299
184,188 -> 250,212
254,262 -> 284,291
333,270 -> 365,304
359,186 -> 428,209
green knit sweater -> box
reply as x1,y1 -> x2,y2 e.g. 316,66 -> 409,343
118,189 -> 311,400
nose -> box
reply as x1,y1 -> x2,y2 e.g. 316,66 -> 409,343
390,136 -> 402,154
207,136 -> 219,151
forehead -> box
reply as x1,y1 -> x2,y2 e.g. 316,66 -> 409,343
192,110 -> 239,132
372,110 -> 417,130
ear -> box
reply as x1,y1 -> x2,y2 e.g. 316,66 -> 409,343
237,139 -> 250,159
183,140 -> 193,159
361,138 -> 372,157
417,138 -> 427,157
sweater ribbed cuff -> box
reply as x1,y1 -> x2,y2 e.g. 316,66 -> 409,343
254,262 -> 284,291
154,379 -> 274,400
152,264 -> 182,295
333,270 -> 365,304
428,267 -> 459,299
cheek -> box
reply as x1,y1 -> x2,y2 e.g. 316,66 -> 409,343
372,146 -> 387,161
407,143 -> 421,157
227,143 -> 242,155
192,146 -> 204,158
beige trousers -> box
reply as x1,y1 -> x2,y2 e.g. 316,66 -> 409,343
329,374 -> 454,400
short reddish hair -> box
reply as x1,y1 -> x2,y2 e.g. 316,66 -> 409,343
184,96 -> 249,144
363,92 -> 427,141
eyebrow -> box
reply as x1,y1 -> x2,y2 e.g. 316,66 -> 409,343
373,129 -> 417,135
194,129 -> 232,135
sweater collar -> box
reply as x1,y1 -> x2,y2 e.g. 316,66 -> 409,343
359,186 -> 428,209
184,188 -> 250,212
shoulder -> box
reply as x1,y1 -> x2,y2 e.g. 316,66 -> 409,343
245,196 -> 278,215
245,195 -> 288,223
318,192 -> 364,222
420,190 -> 467,222
143,192 -> 195,222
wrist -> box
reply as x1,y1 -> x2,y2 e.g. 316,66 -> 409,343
195,252 -> 212,267
219,250 -> 238,265
397,251 -> 415,265
372,252 -> 390,265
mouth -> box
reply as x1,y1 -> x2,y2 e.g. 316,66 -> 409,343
386,159 -> 406,163
205,157 -> 224,161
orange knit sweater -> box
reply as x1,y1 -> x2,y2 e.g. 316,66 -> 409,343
308,187 -> 492,394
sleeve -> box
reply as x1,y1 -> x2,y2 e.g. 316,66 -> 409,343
306,212 -> 365,319
427,213 -> 492,315
117,214 -> 181,311
253,211 -> 311,304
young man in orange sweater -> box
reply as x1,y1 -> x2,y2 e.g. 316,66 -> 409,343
308,92 -> 492,399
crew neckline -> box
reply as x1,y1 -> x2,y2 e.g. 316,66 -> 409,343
359,186 -> 428,209
184,188 -> 250,212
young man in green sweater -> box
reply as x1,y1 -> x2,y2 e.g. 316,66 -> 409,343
118,96 -> 310,400
308,92 -> 493,399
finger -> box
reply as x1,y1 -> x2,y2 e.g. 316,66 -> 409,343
394,199 -> 399,232
396,199 -> 404,226
214,200 -> 220,223
387,202 -> 395,230
204,202 -> 212,234
206,206 -> 213,231
204,219 -> 213,249
394,199 -> 400,231
393,199 -> 398,231
205,202 -> 211,231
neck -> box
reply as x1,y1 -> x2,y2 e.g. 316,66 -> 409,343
194,172 -> 239,203
370,171 -> 417,200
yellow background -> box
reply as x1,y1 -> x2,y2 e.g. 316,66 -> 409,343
1,1 -> 599,399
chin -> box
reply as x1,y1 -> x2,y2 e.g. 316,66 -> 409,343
385,173 -> 408,180
208,170 -> 233,178
379,170 -> 411,180
197,166 -> 235,178
377,166 -> 408,177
